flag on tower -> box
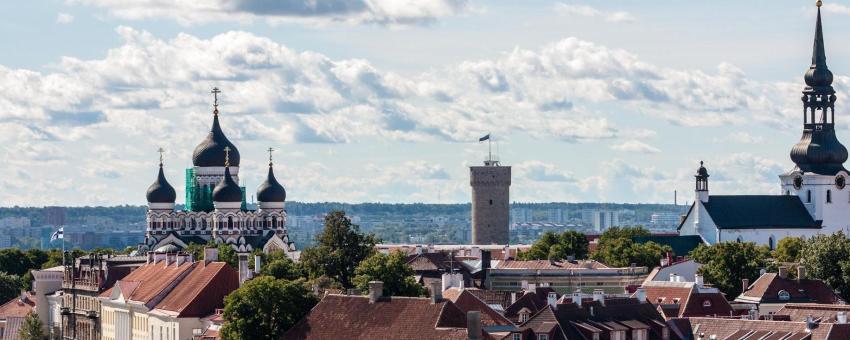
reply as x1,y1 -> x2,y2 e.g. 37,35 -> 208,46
479,134 -> 490,142
51,227 -> 64,241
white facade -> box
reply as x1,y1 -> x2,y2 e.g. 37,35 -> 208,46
779,170 -> 850,235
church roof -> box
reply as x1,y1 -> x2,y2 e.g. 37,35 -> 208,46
213,166 -> 242,203
146,164 -> 176,203
679,195 -> 820,230
256,164 -> 286,203
193,113 -> 241,167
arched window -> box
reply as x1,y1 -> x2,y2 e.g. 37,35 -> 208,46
778,290 -> 791,301
272,216 -> 277,228
768,236 -> 775,250
807,190 -> 812,203
827,190 -> 832,203
228,216 -> 233,229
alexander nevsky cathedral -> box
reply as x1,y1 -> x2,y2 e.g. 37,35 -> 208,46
140,88 -> 296,256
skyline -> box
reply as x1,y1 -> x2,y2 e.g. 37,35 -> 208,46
3,1 -> 850,206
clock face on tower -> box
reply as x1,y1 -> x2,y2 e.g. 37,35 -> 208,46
793,175 -> 804,190
836,175 -> 846,190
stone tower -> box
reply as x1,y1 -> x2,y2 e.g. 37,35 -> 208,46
470,159 -> 511,245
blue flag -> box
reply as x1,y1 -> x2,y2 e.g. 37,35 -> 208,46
479,134 -> 490,142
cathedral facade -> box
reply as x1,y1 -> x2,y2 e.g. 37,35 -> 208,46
140,89 -> 295,255
680,4 -> 850,247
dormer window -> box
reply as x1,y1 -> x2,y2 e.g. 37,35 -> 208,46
702,299 -> 712,307
778,290 -> 791,301
519,311 -> 530,323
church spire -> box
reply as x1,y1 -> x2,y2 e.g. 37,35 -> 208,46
805,1 -> 833,90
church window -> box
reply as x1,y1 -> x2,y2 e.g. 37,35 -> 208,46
228,217 -> 233,229
827,190 -> 832,203
489,199 -> 494,205
807,190 -> 812,203
272,217 -> 277,228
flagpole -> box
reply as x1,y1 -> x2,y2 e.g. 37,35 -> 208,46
488,132 -> 492,163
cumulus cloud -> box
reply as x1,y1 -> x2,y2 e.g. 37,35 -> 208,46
554,3 -> 635,23
67,0 -> 470,26
57,12 -> 75,24
713,131 -> 765,144
610,140 -> 660,154
515,161 -> 575,182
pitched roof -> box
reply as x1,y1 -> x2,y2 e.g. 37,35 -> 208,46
737,273 -> 842,304
153,262 -> 239,317
701,195 -> 820,229
776,303 -> 850,323
446,289 -> 513,327
666,317 -> 850,340
281,295 -> 488,340
638,282 -> 734,318
406,252 -> 467,273
632,235 -> 704,257
101,260 -> 196,306
0,292 -> 34,319
495,260 -> 607,270
504,292 -> 548,322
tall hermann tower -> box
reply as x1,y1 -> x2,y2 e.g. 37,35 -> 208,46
470,151 -> 511,245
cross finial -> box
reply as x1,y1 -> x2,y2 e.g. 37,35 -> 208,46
267,147 -> 275,166
223,146 -> 231,167
211,87 -> 221,115
700,160 -> 704,166
157,147 -> 165,167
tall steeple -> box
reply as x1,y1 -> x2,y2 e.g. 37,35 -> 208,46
789,1 -> 847,175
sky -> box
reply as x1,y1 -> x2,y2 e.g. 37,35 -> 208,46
2,0 -> 850,206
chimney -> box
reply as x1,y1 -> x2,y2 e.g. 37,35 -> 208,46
670,273 -> 676,282
528,283 -> 536,291
797,266 -> 806,281
254,255 -> 262,275
238,254 -> 249,286
593,289 -> 605,306
368,281 -> 383,304
416,245 -> 423,254
778,266 -> 788,279
204,247 -> 218,262
572,290 -> 582,307
742,278 -> 750,293
147,252 -> 153,264
430,282 -> 442,304
695,274 -> 704,288
466,311 -> 482,340
806,315 -> 816,332
442,272 -> 463,291
503,245 -> 511,260
838,311 -> 848,324
547,292 -> 558,309
636,287 -> 646,303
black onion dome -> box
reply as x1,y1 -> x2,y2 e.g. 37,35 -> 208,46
790,129 -> 848,175
193,114 -> 240,167
257,165 -> 286,202
146,165 -> 176,203
695,161 -> 709,178
213,166 -> 243,202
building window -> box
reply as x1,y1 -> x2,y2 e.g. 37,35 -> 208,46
513,334 -> 521,340
538,335 -> 548,340
807,190 -> 812,203
702,299 -> 712,307
828,190 -> 832,203
489,199 -> 493,205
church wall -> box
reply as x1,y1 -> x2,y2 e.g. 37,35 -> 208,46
780,172 -> 850,235
679,202 -> 716,244
718,228 -> 817,248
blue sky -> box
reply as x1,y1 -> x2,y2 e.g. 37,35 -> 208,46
2,0 -> 850,206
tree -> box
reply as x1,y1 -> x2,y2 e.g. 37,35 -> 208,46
18,312 -> 47,340
260,251 -> 304,281
774,237 -> 804,263
591,227 -> 668,268
301,211 -> 379,288
220,277 -> 318,340
689,242 -> 771,298
217,243 -> 238,268
518,231 -> 588,260
0,248 -> 34,276
353,251 -> 427,297
799,232 -> 850,300
0,272 -> 22,303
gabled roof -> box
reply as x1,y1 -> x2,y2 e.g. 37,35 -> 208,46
281,295 -> 491,340
632,235 -> 704,257
777,303 -> 850,323
737,273 -> 842,304
446,289 -> 514,327
638,282 -> 734,318
504,291 -> 548,322
101,260 -> 195,306
0,292 -> 34,319
686,196 -> 820,230
153,262 -> 239,317
666,317 -> 850,340
406,252 -> 468,273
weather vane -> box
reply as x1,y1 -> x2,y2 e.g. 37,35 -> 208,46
268,147 -> 275,166
157,147 -> 164,166
211,87 -> 221,114
224,146 -> 231,167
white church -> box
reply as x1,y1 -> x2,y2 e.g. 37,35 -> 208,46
679,4 -> 850,248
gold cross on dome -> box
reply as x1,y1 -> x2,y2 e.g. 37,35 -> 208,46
223,146 -> 231,167
157,147 -> 165,166
267,147 -> 274,165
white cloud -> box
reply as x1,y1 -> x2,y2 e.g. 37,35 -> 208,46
610,140 -> 661,154
66,0 -> 470,26
57,12 -> 75,24
713,131 -> 765,144
554,3 -> 635,23
515,161 -> 575,182
824,3 -> 850,15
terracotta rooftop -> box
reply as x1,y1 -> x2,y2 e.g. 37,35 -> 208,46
776,303 -> 850,323
282,294 -> 492,340
101,260 -> 195,306
638,282 -> 734,318
737,273 -> 842,304
0,292 -> 35,319
443,289 -> 513,327
495,260 -> 608,270
153,262 -> 239,317
667,317 -> 850,340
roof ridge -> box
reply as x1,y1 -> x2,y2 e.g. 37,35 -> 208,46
161,261 -> 226,313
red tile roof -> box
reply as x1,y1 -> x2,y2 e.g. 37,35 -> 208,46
282,294 -> 490,340
101,260 -> 195,306
666,317 -> 850,340
0,292 -> 34,319
495,260 -> 608,270
445,289 -> 513,326
638,282 -> 734,318
776,303 -> 850,323
153,262 -> 239,317
738,273 -> 842,304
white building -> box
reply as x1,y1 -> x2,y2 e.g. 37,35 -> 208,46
679,7 -> 848,247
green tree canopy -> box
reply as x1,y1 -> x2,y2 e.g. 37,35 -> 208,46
260,251 -> 304,281
590,227 -> 668,268
0,272 -> 22,303
518,231 -> 588,260
301,210 -> 379,288
774,236 -> 804,263
18,312 -> 47,340
689,242 -> 771,297
353,251 -> 426,297
0,248 -> 35,276
220,277 -> 318,340
799,232 -> 850,300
